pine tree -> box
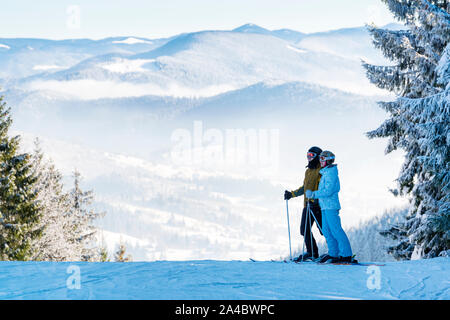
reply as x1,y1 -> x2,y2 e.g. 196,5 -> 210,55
363,0 -> 449,259
98,234 -> 110,262
99,245 -> 110,262
114,240 -> 132,262
0,96 -> 43,260
29,140 -> 108,261
67,170 -> 104,261
29,139 -> 74,261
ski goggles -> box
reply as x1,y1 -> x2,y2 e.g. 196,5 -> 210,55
320,155 -> 334,161
307,152 -> 317,159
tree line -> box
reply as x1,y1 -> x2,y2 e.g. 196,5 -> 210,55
364,0 -> 449,259
0,95 -> 131,262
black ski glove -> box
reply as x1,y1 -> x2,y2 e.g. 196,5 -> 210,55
284,190 -> 293,200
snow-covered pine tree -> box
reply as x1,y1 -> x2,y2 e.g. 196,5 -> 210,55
99,245 -> 110,262
97,233 -> 110,262
349,207 -> 408,262
0,96 -> 43,261
363,0 -> 449,259
29,138 -> 75,261
67,170 -> 104,261
30,140 -> 108,261
114,241 -> 132,262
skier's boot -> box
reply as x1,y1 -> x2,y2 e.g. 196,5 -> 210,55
293,253 -> 308,262
294,252 -> 316,262
327,256 -> 341,263
317,254 -> 336,263
339,255 -> 358,264
315,253 -> 327,262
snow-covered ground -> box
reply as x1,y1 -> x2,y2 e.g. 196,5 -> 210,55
0,258 -> 448,299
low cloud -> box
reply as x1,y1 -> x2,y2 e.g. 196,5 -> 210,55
27,79 -> 238,100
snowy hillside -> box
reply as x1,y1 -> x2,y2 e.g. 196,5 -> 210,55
232,23 -> 305,42
295,24 -> 406,65
0,258 -> 448,299
0,36 -> 170,79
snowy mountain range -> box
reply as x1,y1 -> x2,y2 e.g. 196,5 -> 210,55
5,23 -> 408,261
2,23 -> 402,96
0,36 -> 169,79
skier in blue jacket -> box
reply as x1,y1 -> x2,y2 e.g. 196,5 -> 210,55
305,150 -> 355,263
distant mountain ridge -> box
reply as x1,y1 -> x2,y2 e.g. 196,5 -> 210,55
0,22 -> 405,80
2,22 -> 403,101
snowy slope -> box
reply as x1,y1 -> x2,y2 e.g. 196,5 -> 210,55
296,24 -> 406,64
296,27 -> 386,64
0,258 -> 448,299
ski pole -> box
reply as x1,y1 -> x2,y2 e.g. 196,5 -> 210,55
308,203 -> 323,235
285,199 -> 292,261
307,201 -> 314,259
301,203 -> 308,262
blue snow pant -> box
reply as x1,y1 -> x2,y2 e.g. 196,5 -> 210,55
321,210 -> 352,258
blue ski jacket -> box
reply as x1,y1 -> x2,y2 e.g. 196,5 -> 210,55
311,164 -> 341,210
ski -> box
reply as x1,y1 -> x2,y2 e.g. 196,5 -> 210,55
293,259 -> 315,264
249,258 -> 290,263
249,258 -> 384,266
271,259 -> 290,263
270,258 -> 316,263
317,262 -> 385,266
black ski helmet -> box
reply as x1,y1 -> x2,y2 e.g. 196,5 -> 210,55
308,146 -> 322,156
307,146 -> 322,168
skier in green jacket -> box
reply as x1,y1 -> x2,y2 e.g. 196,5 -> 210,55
284,146 -> 323,261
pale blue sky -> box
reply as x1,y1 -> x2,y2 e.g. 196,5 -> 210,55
0,0 -> 397,39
